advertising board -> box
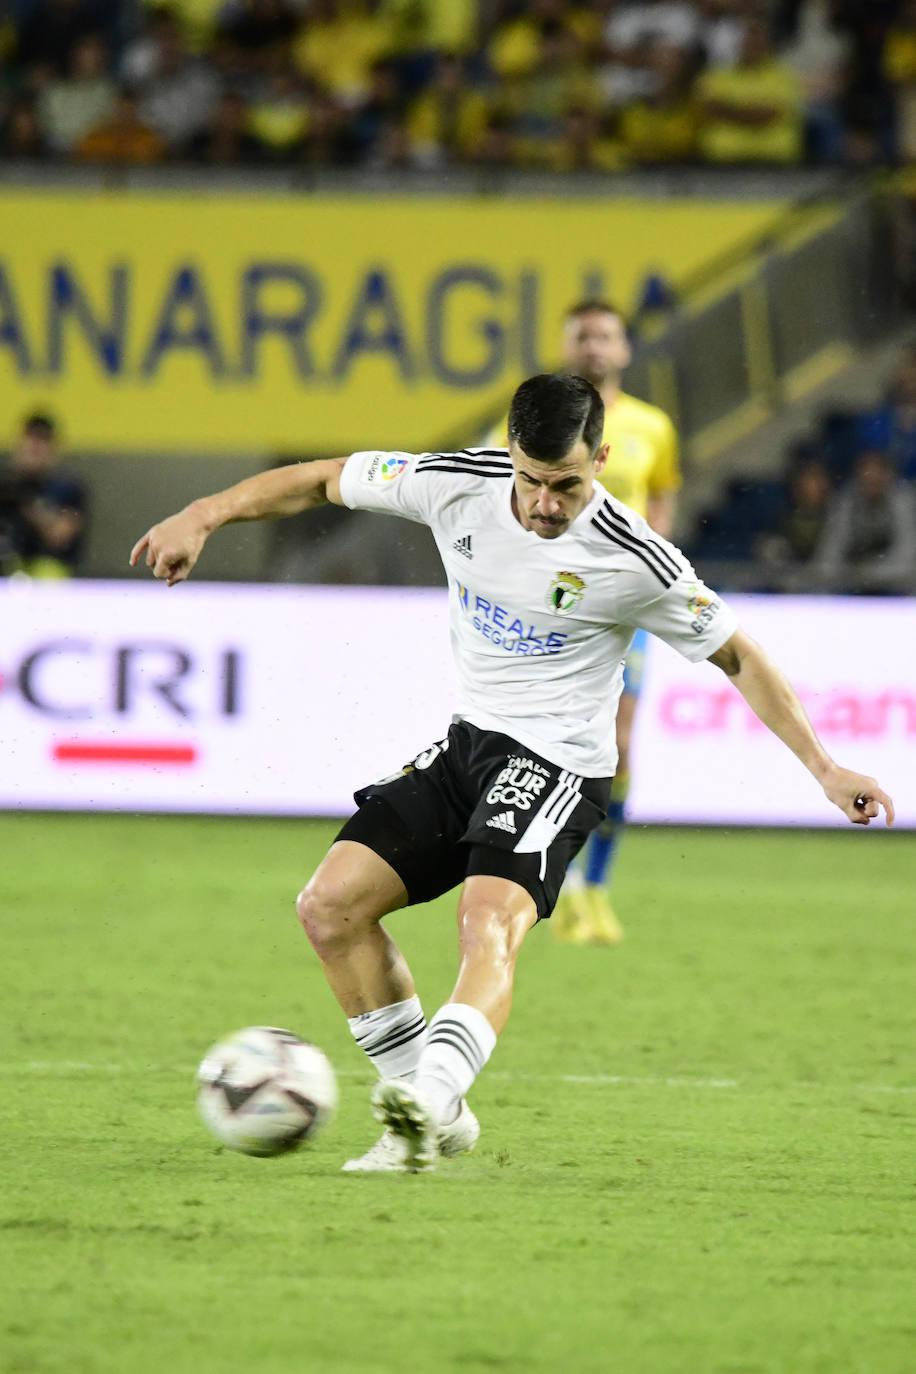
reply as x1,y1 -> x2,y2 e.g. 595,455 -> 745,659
1,583 -> 911,826
0,192 -> 786,452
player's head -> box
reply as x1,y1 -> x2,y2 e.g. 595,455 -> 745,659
561,299 -> 631,387
507,373 -> 608,540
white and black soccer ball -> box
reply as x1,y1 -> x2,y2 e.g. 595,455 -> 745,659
196,1026 -> 337,1157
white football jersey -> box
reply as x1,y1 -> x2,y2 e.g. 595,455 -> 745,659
339,447 -> 738,777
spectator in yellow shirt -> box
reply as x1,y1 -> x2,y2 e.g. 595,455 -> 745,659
696,18 -> 803,163
76,87 -> 167,163
619,42 -> 699,163
292,0 -> 390,109
406,54 -> 490,167
884,0 -> 916,161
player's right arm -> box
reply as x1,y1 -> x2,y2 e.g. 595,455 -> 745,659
129,458 -> 347,585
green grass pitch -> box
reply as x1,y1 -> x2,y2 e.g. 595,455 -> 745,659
1,813 -> 914,1374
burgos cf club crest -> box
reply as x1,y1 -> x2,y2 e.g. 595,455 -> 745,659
547,571 -> 586,614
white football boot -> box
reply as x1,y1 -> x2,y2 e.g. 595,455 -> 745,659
371,1080 -> 438,1172
342,1087 -> 479,1173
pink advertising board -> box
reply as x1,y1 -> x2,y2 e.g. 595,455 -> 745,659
1,583 -> 912,827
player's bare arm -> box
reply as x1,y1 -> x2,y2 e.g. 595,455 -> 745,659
129,458 -> 347,585
708,628 -> 895,827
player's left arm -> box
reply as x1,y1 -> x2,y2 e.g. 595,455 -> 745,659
708,627 -> 895,826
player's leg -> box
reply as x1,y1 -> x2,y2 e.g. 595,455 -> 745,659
372,872 -> 537,1170
297,833 -> 438,1173
296,833 -> 433,1073
373,736 -> 611,1169
296,838 -> 411,1013
304,734 -> 476,1170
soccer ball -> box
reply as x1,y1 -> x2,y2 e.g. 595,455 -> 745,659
196,1026 -> 337,1157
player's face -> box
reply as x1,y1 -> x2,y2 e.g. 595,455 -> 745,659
562,310 -> 631,386
510,438 -> 608,539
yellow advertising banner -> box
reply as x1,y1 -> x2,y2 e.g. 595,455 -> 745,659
0,191 -> 786,452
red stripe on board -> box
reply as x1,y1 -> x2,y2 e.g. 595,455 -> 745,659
53,742 -> 198,765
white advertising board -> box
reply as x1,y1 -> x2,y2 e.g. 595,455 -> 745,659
1,583 -> 912,827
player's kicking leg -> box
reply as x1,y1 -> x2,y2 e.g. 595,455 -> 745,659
372,873 -> 537,1170
297,828 -> 483,1172
296,838 -> 433,1170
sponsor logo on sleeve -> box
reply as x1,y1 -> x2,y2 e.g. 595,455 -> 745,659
547,572 -> 586,614
361,453 -> 408,486
382,456 -> 407,481
687,583 -> 721,634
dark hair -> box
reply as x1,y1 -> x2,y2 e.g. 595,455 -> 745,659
508,373 -> 604,462
565,298 -> 627,327
22,411 -> 56,439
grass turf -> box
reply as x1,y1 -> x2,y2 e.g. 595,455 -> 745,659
0,814 -> 914,1374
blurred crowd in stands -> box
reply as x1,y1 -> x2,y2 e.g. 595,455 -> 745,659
1,0 -> 916,172
689,341 -> 916,593
6,340 -> 916,592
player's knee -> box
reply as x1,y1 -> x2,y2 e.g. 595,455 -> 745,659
295,880 -> 354,958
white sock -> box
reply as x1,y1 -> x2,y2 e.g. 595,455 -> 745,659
347,995 -> 426,1081
416,1003 -> 497,1125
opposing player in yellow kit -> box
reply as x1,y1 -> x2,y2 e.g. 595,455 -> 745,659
491,299 -> 681,944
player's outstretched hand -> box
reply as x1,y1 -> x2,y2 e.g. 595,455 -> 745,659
822,765 -> 895,826
129,508 -> 208,586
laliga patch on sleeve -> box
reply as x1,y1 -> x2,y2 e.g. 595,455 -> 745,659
360,453 -> 408,486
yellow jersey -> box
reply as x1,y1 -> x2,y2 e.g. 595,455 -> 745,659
489,390 -> 680,520
597,392 -> 681,518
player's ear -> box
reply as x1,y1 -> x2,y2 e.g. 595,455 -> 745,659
594,443 -> 609,475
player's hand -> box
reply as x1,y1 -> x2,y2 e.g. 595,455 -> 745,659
821,766 -> 895,826
129,508 -> 208,586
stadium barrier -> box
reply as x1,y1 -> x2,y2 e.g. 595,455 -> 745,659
2,581 -> 912,828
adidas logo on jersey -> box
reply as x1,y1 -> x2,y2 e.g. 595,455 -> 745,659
452,534 -> 473,560
486,810 -> 517,834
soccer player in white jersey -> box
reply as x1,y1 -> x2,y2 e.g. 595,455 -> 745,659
131,374 -> 894,1174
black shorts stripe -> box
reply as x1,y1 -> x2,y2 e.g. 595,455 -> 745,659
591,511 -> 674,587
596,503 -> 683,580
540,773 -> 582,827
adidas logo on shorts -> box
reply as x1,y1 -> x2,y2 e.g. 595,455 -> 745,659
452,534 -> 473,560
486,810 -> 516,834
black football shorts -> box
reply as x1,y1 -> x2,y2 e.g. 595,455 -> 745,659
335,720 -> 611,920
